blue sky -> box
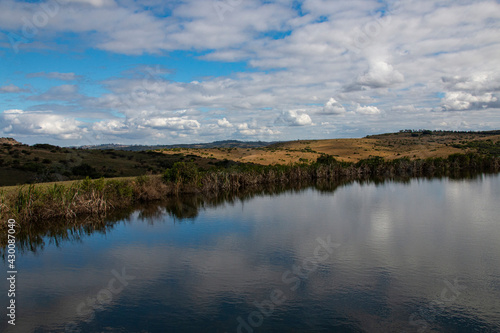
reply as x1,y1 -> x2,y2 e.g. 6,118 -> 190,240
0,0 -> 499,146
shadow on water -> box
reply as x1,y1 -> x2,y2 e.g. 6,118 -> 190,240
0,172 -> 493,258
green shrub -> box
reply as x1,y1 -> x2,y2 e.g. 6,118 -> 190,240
316,154 -> 337,165
163,162 -> 201,185
71,163 -> 101,178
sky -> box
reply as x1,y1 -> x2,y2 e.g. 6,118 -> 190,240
0,0 -> 499,146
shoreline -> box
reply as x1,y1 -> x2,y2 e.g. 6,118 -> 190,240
2,173 -> 498,256
1,153 -> 499,225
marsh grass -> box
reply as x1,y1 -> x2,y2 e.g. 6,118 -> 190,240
0,153 -> 498,225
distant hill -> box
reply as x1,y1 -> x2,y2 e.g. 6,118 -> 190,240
159,130 -> 500,165
79,140 -> 277,151
0,137 -> 21,146
1,131 -> 498,187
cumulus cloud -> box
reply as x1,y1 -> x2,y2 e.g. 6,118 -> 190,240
1,109 -> 85,139
356,105 -> 381,115
1,0 -> 500,144
320,98 -> 346,115
140,117 -> 201,131
275,110 -> 313,126
351,61 -> 405,90
441,73 -> 500,98
92,119 -> 130,135
217,118 -> 233,128
441,92 -> 498,111
91,116 -> 201,139
236,122 -> 280,137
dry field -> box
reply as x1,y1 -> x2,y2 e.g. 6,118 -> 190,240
159,132 -> 500,165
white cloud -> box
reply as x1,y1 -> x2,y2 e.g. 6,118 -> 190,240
217,118 -> 233,128
356,105 -> 381,115
236,122 -> 280,137
276,110 -> 313,126
89,115 -> 202,142
140,117 -> 201,131
236,123 -> 249,131
1,109 -> 85,139
92,119 -> 131,135
441,92 -> 498,111
320,98 -> 346,115
1,0 -> 500,145
353,61 -> 405,89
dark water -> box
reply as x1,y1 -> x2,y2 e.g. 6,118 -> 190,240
2,175 -> 500,332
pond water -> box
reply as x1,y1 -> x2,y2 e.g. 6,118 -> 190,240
2,174 -> 500,332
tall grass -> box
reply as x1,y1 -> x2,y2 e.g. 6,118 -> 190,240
0,152 -> 498,225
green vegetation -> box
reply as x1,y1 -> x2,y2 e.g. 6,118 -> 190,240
0,175 -> 166,224
1,152 -> 498,225
452,139 -> 500,155
1,130 -> 499,225
0,142 -> 222,186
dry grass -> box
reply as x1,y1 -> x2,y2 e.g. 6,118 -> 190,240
0,176 -> 138,196
1,131 -> 498,224
160,147 -> 321,165
0,176 -> 163,225
159,133 -> 500,165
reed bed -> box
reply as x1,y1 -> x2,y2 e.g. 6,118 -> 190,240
0,152 -> 498,225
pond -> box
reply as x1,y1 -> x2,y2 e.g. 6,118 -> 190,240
2,174 -> 500,332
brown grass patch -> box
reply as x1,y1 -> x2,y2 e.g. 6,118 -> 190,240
159,132 -> 500,165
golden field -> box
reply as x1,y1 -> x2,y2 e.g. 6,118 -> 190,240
159,132 -> 500,165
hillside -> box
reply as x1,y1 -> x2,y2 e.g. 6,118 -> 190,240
79,140 -> 275,151
0,143 -> 227,186
1,130 -> 498,187
0,137 -> 21,146
159,130 -> 500,165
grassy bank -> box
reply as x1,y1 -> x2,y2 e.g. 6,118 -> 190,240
0,180 -> 347,255
1,152 -> 499,225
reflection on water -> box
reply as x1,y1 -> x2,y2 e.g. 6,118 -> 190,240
1,174 -> 500,332
1,180 -> 350,256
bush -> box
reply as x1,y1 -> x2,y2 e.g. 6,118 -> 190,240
163,162 -> 200,185
20,162 -> 44,173
316,154 -> 337,165
32,143 -> 60,150
71,163 -> 101,178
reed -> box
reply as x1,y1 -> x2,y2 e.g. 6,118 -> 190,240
0,153 -> 498,225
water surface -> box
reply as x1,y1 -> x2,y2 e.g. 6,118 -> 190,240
2,175 -> 500,332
